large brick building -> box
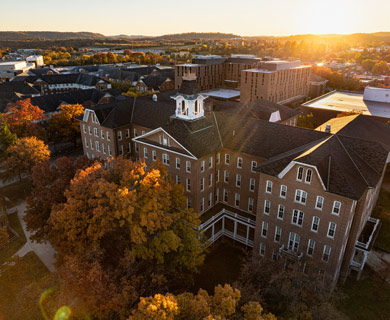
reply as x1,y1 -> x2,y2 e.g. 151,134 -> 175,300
77,78 -> 390,290
240,60 -> 311,106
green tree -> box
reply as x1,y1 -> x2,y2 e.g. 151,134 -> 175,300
372,61 -> 390,75
361,59 -> 376,72
0,114 -> 17,159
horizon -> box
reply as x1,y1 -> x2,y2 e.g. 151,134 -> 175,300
2,0 -> 390,37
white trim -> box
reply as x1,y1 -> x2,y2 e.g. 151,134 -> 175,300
278,161 -> 326,191
132,127 -> 198,159
132,139 -> 197,160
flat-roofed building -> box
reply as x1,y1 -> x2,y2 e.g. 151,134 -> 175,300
240,60 -> 311,107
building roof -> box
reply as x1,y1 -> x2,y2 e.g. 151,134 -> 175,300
28,67 -> 58,76
201,89 -> 240,100
302,90 -> 390,119
141,74 -> 172,90
22,73 -> 109,86
310,74 -> 327,83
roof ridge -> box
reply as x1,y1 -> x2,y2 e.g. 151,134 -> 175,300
212,111 -> 224,148
335,135 -> 370,187
130,97 -> 136,123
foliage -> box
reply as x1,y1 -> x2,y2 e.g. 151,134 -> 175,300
25,156 -> 93,242
311,66 -> 362,91
0,226 -> 9,244
0,114 -> 17,159
4,99 -> 46,139
129,284 -> 275,320
236,256 -> 346,320
3,137 -> 50,181
297,113 -> 322,129
48,104 -> 84,145
372,61 -> 390,75
48,158 -> 205,318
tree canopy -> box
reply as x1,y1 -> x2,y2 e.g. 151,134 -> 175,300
0,114 -> 17,159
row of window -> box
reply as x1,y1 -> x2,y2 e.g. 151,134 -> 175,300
220,154 -> 257,172
83,125 -> 111,141
84,138 -> 113,157
259,231 -> 332,262
265,180 -> 342,215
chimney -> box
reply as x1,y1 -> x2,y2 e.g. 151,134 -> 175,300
325,124 -> 331,133
152,94 -> 158,102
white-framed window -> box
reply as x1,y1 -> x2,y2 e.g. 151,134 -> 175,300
176,158 -> 180,169
291,209 -> 304,226
236,174 -> 241,187
200,197 -> 205,213
90,139 -> 93,150
265,180 -> 272,194
83,124 -> 86,133
315,196 -> 324,210
84,137 -> 88,148
295,189 -> 307,205
209,174 -> 213,187
108,146 -> 112,156
135,143 -> 139,153
119,145 -> 124,155
107,131 -> 110,141
142,131 -> 145,135
327,222 -> 336,239
274,226 -> 282,242
332,201 -> 341,215
186,161 -> 191,173
125,129 -> 130,138
216,153 -> 220,165
318,269 -> 325,281
322,245 -> 331,262
208,156 -> 213,168
94,128 -> 98,137
224,170 -> 229,183
134,128 -> 137,137
102,143 -> 106,154
288,232 -> 300,252
216,170 -> 220,183
225,154 -> 230,165
186,179 -> 191,192
100,129 -> 104,139
162,134 -> 169,146
176,175 -> 181,184
127,143 -> 131,153
305,169 -> 312,184
235,193 -> 240,207
261,221 -> 268,238
251,161 -> 257,172
280,185 -> 287,198
277,205 -> 285,220
307,239 -> 315,256
223,189 -> 228,202
248,197 -> 254,212
186,197 -> 191,209
88,126 -> 91,135
143,147 -> 148,159
311,216 -> 320,232
201,160 -> 205,172
259,242 -> 266,256
117,130 -> 122,140
208,192 -> 213,207
200,178 -> 205,192
249,178 -> 255,192
215,188 -> 219,203
162,153 -> 169,165
264,200 -> 270,215
297,166 -> 304,181
237,157 -> 243,168
152,150 -> 157,161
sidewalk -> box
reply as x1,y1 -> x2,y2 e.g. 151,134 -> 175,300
11,201 -> 56,272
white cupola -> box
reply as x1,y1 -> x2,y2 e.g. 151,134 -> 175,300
171,73 -> 208,121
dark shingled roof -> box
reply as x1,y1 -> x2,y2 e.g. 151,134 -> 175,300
28,67 -> 58,76
178,79 -> 200,95
141,74 -> 172,90
23,73 -> 109,86
0,81 -> 41,112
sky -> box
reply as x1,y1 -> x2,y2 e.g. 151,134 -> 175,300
1,0 -> 390,37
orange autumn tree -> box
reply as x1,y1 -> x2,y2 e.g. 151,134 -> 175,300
4,99 -> 45,139
4,137 -> 50,181
49,158 -> 205,318
49,104 -> 84,146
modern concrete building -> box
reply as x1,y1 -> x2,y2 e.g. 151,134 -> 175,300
0,61 -> 34,81
240,60 -> 311,106
77,78 -> 390,290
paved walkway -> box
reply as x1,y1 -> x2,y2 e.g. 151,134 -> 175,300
11,201 -> 56,272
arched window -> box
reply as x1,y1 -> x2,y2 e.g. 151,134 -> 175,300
181,100 -> 186,114
194,100 -> 199,114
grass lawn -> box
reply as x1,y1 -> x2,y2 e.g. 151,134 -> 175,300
338,268 -> 390,320
192,239 -> 247,294
372,188 -> 390,252
0,211 -> 27,264
0,252 -> 53,320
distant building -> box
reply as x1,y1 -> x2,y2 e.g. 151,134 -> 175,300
309,74 -> 327,100
0,61 -> 34,81
26,55 -> 44,68
302,86 -> 390,122
240,60 -> 311,106
136,74 -> 175,92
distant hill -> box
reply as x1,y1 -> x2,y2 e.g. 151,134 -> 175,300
150,32 -> 241,41
280,32 -> 390,43
0,31 -> 105,41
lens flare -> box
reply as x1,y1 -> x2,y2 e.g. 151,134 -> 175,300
39,287 -> 72,320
